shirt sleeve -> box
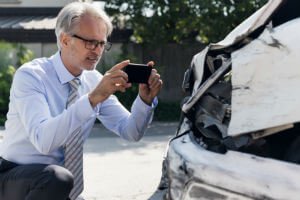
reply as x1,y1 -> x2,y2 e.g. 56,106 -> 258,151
12,67 -> 95,154
97,94 -> 157,141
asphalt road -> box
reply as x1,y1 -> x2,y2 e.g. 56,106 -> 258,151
82,122 -> 177,200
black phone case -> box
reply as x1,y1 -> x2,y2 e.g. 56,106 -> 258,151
124,63 -> 152,84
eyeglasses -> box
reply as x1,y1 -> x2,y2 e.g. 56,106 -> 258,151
71,34 -> 112,51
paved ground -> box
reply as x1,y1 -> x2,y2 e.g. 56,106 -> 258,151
0,122 -> 178,200
82,122 -> 177,200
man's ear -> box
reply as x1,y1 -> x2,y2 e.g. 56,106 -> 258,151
60,33 -> 71,48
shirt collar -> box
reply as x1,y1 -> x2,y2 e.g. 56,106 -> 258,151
51,51 -> 82,85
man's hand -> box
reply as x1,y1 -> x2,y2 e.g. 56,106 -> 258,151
139,61 -> 163,105
88,60 -> 132,107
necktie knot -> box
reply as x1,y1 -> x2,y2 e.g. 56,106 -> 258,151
69,78 -> 80,91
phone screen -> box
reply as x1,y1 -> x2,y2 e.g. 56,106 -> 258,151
124,63 -> 152,84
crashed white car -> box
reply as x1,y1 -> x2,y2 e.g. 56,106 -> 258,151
156,0 -> 300,199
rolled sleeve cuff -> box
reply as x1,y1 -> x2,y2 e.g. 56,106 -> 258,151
135,95 -> 158,112
131,95 -> 157,123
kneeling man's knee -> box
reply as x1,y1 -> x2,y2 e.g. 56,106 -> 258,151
29,165 -> 74,200
45,165 -> 74,193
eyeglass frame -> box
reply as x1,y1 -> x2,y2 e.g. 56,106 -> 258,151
71,34 -> 112,51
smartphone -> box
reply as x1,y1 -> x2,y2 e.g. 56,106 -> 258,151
123,63 -> 152,84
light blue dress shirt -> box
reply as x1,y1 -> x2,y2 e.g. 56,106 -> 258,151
0,52 -> 155,165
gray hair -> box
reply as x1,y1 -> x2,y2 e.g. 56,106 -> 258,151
55,2 -> 113,50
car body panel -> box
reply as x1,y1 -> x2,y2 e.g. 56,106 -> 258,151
182,182 -> 252,200
190,47 -> 209,93
229,17 -> 300,136
167,133 -> 300,200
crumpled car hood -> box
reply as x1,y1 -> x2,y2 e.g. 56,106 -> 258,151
182,0 -> 300,137
229,17 -> 300,136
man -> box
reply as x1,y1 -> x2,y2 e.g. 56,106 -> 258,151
0,2 -> 162,200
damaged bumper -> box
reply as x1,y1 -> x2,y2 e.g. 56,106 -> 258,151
167,132 -> 300,200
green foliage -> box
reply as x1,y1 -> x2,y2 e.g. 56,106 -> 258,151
15,44 -> 34,66
0,65 -> 15,125
0,41 -> 34,126
105,0 -> 267,44
0,42 -> 16,122
116,88 -> 181,121
0,42 -> 14,70
154,101 -> 181,121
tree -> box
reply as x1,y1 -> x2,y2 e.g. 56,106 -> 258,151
0,41 -> 34,125
105,0 -> 268,45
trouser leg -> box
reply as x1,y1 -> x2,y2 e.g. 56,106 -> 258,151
0,164 -> 74,200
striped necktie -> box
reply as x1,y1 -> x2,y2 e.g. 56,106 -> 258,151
64,78 -> 84,200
